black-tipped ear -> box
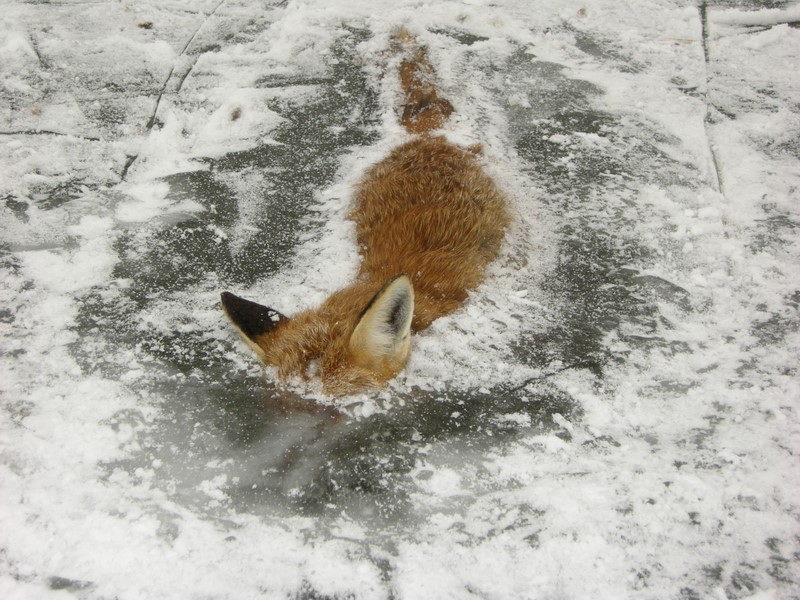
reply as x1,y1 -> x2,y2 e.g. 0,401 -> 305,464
220,291 -> 286,339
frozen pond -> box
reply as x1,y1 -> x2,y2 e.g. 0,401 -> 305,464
1,1 -> 799,598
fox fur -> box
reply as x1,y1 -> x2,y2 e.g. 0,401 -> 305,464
221,29 -> 509,396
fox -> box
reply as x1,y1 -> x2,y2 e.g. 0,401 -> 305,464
221,28 -> 509,396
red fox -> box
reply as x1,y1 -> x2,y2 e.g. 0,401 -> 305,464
221,29 -> 509,395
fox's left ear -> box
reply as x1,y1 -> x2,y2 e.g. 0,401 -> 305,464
349,275 -> 414,369
220,291 -> 286,358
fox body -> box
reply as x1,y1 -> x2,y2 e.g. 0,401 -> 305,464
222,30 -> 509,395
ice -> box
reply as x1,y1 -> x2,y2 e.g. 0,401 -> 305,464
1,0 -> 799,598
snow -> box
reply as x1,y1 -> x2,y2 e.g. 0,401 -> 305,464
1,0 -> 799,598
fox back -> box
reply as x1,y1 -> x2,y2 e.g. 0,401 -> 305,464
222,29 -> 509,395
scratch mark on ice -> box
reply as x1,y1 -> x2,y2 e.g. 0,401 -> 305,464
121,0 -> 227,181
699,2 -> 727,200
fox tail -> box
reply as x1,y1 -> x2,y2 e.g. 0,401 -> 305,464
392,28 -> 454,134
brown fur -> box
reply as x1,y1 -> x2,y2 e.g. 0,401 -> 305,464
222,29 -> 509,396
393,28 -> 455,134
353,136 -> 508,330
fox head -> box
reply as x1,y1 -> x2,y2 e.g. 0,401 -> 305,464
220,275 -> 415,396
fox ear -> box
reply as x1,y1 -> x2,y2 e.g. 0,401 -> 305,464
349,275 -> 414,368
220,291 -> 286,357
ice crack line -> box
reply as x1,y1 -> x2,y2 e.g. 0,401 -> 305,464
120,0 -> 227,181
0,130 -> 101,142
699,1 -> 726,200
501,360 -> 603,395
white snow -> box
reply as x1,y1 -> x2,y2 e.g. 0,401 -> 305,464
1,1 -> 798,598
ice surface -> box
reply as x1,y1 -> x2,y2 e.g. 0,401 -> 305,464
1,1 -> 798,598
